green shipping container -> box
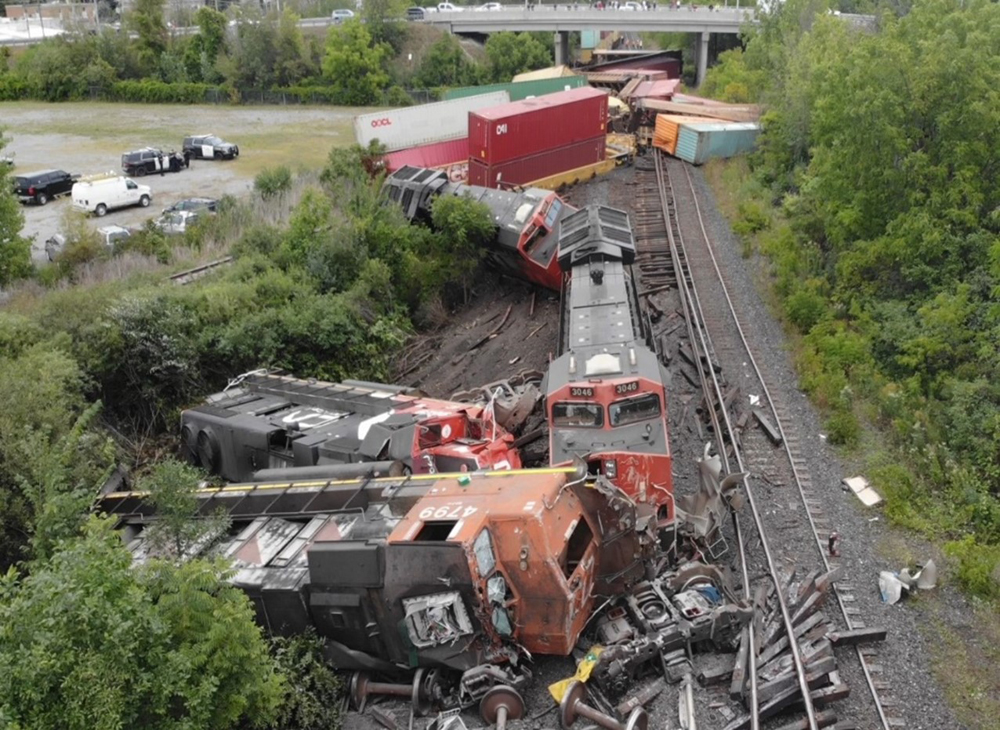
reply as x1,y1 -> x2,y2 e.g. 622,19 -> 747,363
444,76 -> 587,102
675,122 -> 760,166
581,30 -> 599,49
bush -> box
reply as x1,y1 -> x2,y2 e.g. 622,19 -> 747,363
254,166 -> 293,199
944,536 -> 1000,601
109,79 -> 215,104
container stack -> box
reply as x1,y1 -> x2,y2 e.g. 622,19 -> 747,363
468,87 -> 609,189
652,114 -> 720,156
355,91 -> 511,179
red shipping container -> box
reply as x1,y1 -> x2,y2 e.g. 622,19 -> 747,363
469,87 -> 608,166
468,136 -> 606,189
383,138 -> 469,182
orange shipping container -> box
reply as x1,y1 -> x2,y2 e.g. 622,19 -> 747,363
653,114 -> 720,155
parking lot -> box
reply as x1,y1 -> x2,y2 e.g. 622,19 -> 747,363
2,102 -> 363,261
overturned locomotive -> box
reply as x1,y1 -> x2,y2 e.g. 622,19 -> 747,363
383,165 -> 574,292
179,372 -> 521,483
99,467 -> 652,670
544,206 -> 674,521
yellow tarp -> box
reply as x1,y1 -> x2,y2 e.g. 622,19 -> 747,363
548,646 -> 604,702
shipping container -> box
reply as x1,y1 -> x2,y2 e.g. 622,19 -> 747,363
468,136 -> 606,189
674,122 -> 760,165
652,114 -> 721,155
469,87 -> 608,167
581,30 -> 599,49
383,138 -> 469,182
353,91 -> 509,152
443,76 -> 587,102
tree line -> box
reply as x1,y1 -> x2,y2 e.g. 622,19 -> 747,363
702,0 -> 1000,599
0,0 -> 555,104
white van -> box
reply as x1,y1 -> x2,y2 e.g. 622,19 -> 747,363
72,174 -> 152,217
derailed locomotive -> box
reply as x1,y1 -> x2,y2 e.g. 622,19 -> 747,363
383,165 -> 574,292
179,372 -> 521,483
99,467 -> 651,669
544,206 -> 674,521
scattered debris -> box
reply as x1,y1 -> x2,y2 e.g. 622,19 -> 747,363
828,531 -> 841,558
842,475 -> 882,507
879,559 -> 937,604
469,304 -> 513,351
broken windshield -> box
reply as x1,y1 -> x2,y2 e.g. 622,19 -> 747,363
609,394 -> 660,427
552,402 -> 604,428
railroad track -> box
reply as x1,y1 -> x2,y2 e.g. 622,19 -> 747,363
646,150 -> 902,730
167,256 -> 234,285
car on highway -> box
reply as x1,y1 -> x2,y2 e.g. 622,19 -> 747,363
162,197 -> 218,215
436,2 -> 463,10
621,1 -> 643,8
331,8 -> 355,21
14,169 -> 79,205
121,147 -> 188,176
475,2 -> 503,9
406,6 -> 427,19
182,134 -> 240,160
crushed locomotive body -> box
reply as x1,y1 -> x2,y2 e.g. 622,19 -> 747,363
544,206 -> 674,520
179,372 -> 521,483
383,165 -> 574,292
98,468 -> 651,670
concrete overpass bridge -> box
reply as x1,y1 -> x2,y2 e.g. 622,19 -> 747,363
426,6 -> 754,84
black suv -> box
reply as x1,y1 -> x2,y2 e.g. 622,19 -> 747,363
14,169 -> 79,205
406,6 -> 427,20
122,147 -> 188,176
182,135 -> 239,160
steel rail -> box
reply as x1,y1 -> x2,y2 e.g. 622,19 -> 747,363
676,162 -> 894,730
655,151 -> 820,730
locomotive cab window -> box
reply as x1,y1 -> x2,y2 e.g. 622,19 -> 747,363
609,393 -> 660,426
552,402 -> 604,428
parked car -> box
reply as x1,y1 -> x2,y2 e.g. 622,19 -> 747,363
14,169 -> 79,205
98,225 -> 132,248
406,5 -> 427,19
475,2 -> 503,9
162,197 -> 218,215
182,134 -> 240,160
621,1 -> 643,8
121,147 -> 188,176
331,8 -> 355,21
72,175 -> 152,217
1,153 -> 13,168
436,2 -> 462,10
43,225 -> 131,261
155,210 -> 205,235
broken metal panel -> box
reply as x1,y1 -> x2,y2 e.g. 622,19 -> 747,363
402,591 -> 475,648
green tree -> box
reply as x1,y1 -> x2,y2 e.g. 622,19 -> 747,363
362,0 -> 407,51
413,33 -> 478,89
269,631 -> 343,730
321,19 -> 391,105
0,518 -> 285,730
430,194 -> 494,303
0,132 -> 29,287
126,0 -> 169,71
140,459 -> 229,561
483,31 -> 552,83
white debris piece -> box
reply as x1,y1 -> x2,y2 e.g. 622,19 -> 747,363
879,571 -> 906,604
842,475 -> 882,507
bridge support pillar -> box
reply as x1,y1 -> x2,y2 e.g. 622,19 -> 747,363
554,31 -> 570,66
697,31 -> 710,87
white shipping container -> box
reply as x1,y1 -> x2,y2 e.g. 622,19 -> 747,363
354,91 -> 510,152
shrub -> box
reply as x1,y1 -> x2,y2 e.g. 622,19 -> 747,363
254,166 -> 293,199
109,79 -> 214,104
944,536 -> 1000,601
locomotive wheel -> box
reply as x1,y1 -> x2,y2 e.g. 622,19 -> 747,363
349,672 -> 370,711
411,667 -> 439,716
479,685 -> 526,724
559,680 -> 587,728
624,708 -> 649,730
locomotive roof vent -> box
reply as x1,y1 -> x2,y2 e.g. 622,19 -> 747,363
585,352 -> 622,376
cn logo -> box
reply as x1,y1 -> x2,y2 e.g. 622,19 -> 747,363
370,118 -> 392,128
495,123 -> 508,135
